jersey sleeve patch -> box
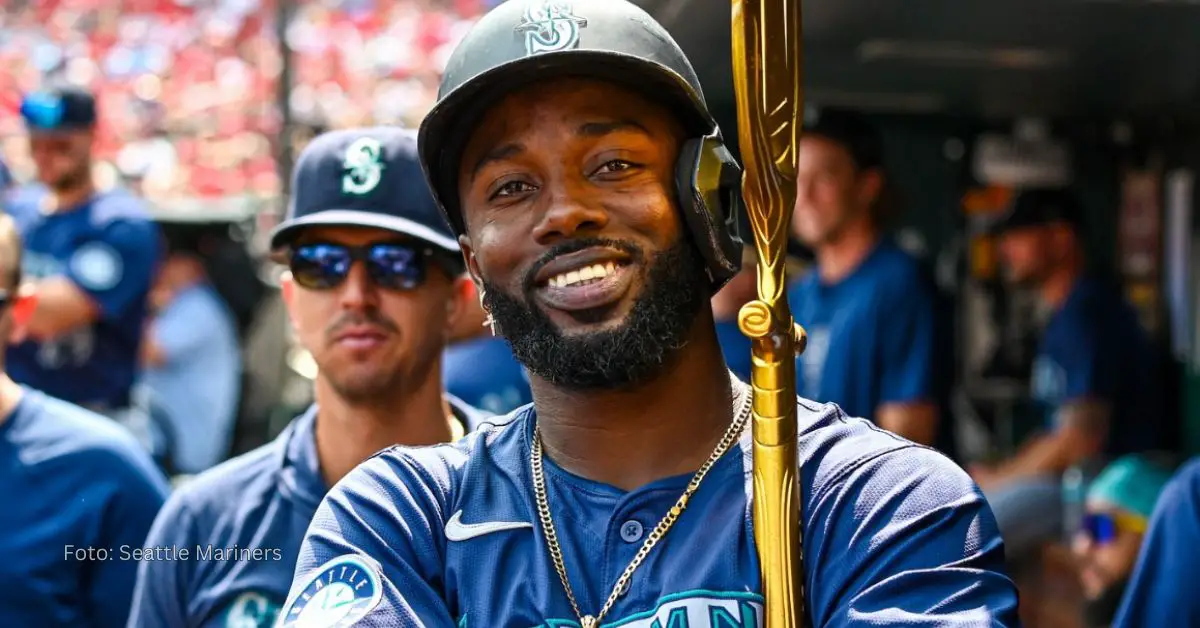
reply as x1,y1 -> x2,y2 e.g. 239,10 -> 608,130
279,554 -> 384,628
69,241 -> 124,292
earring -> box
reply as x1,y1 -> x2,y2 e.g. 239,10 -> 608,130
479,289 -> 496,335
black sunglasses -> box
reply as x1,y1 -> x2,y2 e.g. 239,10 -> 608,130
288,242 -> 440,291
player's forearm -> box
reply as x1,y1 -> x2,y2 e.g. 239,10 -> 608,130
875,402 -> 938,446
993,434 -> 1065,481
25,278 -> 98,339
996,429 -> 1091,480
996,400 -> 1109,481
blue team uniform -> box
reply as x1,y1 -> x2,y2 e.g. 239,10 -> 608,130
127,398 -> 488,628
1113,457 -> 1200,627
281,399 -> 1018,627
788,240 -> 937,417
788,240 -> 953,455
1031,275 -> 1162,456
0,387 -> 169,627
443,336 -> 533,415
4,186 -> 161,409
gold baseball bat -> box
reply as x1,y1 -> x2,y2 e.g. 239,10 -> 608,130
730,0 -> 806,625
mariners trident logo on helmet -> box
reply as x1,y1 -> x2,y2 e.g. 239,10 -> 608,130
342,137 -> 384,195
515,1 -> 588,55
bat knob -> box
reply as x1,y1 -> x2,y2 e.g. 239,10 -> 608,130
737,300 -> 772,338
793,323 -> 807,355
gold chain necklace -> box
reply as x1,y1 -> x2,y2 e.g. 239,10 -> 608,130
530,373 -> 753,628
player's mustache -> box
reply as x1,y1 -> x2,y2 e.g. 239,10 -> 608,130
325,310 -> 399,338
522,236 -> 643,292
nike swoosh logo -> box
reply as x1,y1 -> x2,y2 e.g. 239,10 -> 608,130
444,510 -> 533,541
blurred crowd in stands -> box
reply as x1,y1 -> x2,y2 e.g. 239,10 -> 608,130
0,0 -> 499,204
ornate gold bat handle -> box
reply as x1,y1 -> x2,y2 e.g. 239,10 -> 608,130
730,0 -> 805,625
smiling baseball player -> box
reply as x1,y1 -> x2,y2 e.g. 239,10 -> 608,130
278,1 -> 1020,626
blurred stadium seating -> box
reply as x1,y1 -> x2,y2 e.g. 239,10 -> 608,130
0,0 -> 498,208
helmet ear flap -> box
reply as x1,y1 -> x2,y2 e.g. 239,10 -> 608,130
674,132 -> 744,292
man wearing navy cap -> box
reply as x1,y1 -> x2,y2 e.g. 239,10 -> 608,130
973,187 -> 1164,558
3,85 -> 162,422
127,127 -> 489,628
788,108 -> 954,455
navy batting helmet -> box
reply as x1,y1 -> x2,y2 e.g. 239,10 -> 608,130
417,0 -> 744,291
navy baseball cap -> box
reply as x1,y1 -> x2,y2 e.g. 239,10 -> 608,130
19,85 -> 97,132
990,187 -> 1084,235
804,108 -> 883,170
269,127 -> 459,254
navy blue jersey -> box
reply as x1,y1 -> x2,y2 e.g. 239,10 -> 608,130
0,386 -> 169,627
4,186 -> 161,408
1113,457 -> 1200,627
282,399 -> 1018,627
788,240 -> 939,421
443,336 -> 533,415
1032,276 -> 1163,456
128,398 -> 489,628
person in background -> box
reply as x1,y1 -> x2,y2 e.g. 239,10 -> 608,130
975,188 -> 1163,558
3,85 -> 161,422
0,212 -> 169,627
139,236 -> 242,475
442,278 -> 533,415
1071,454 -> 1174,627
788,108 -> 948,452
1112,456 -> 1200,627
127,127 -> 489,628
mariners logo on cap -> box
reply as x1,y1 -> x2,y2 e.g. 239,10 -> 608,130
515,1 -> 587,55
279,554 -> 383,627
342,137 -> 384,195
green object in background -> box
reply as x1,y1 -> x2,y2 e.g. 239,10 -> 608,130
1087,454 -> 1176,519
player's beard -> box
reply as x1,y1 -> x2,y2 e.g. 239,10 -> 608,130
481,235 -> 710,390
